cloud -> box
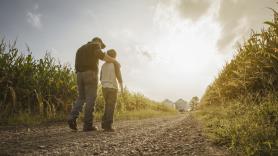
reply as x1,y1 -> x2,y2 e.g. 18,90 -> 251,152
26,4 -> 43,29
135,45 -> 153,60
27,12 -> 42,29
216,0 -> 276,51
177,0 -> 212,21
84,9 -> 97,20
34,3 -> 39,10
166,0 -> 276,52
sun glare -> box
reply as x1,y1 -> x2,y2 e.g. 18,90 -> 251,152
137,7 -> 225,100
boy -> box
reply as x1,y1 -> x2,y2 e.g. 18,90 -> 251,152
100,49 -> 123,132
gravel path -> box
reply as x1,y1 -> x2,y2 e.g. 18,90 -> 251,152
0,114 -> 228,156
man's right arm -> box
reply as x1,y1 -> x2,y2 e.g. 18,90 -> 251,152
103,54 -> 121,68
103,54 -> 116,63
94,44 -> 120,66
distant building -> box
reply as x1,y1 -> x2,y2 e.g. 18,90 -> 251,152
162,99 -> 176,109
175,99 -> 189,112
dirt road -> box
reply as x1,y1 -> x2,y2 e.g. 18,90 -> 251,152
0,114 -> 227,156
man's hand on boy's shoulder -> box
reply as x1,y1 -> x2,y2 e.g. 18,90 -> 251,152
113,61 -> 121,68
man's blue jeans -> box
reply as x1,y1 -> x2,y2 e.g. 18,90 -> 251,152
68,71 -> 98,127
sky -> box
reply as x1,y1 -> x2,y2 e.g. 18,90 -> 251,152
0,0 -> 276,102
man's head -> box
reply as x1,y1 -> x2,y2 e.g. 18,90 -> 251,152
107,49 -> 117,58
92,37 -> 106,49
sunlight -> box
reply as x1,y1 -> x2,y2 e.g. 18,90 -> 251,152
152,0 -> 222,72
137,2 -> 225,100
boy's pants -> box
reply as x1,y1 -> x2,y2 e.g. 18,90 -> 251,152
68,71 -> 98,128
102,87 -> 118,129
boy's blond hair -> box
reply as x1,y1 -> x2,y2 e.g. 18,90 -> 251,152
107,49 -> 117,58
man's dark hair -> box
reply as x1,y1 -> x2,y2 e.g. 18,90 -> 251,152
92,37 -> 106,49
107,49 -> 117,58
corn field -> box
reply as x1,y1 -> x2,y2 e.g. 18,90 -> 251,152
0,40 -> 77,123
199,10 -> 278,155
202,9 -> 278,105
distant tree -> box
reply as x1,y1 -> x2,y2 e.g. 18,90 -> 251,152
189,96 -> 199,111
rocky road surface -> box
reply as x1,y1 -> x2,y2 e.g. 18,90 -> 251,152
0,114 -> 228,156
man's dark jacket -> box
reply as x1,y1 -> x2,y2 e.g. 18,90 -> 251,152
75,42 -> 105,73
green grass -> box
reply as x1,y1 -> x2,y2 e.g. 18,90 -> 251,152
194,98 -> 278,155
92,109 -> 178,121
114,109 -> 178,120
77,108 -> 177,124
4,112 -> 67,126
3,109 -> 178,126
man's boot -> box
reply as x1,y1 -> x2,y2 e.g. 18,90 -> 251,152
83,124 -> 98,132
103,124 -> 115,132
68,118 -> 77,131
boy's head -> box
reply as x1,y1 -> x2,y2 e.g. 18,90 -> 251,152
107,49 -> 117,58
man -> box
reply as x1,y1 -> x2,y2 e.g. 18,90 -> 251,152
68,37 -> 119,132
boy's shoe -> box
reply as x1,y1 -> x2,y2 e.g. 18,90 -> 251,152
103,127 -> 115,132
68,119 -> 77,131
83,125 -> 98,132
101,123 -> 107,130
